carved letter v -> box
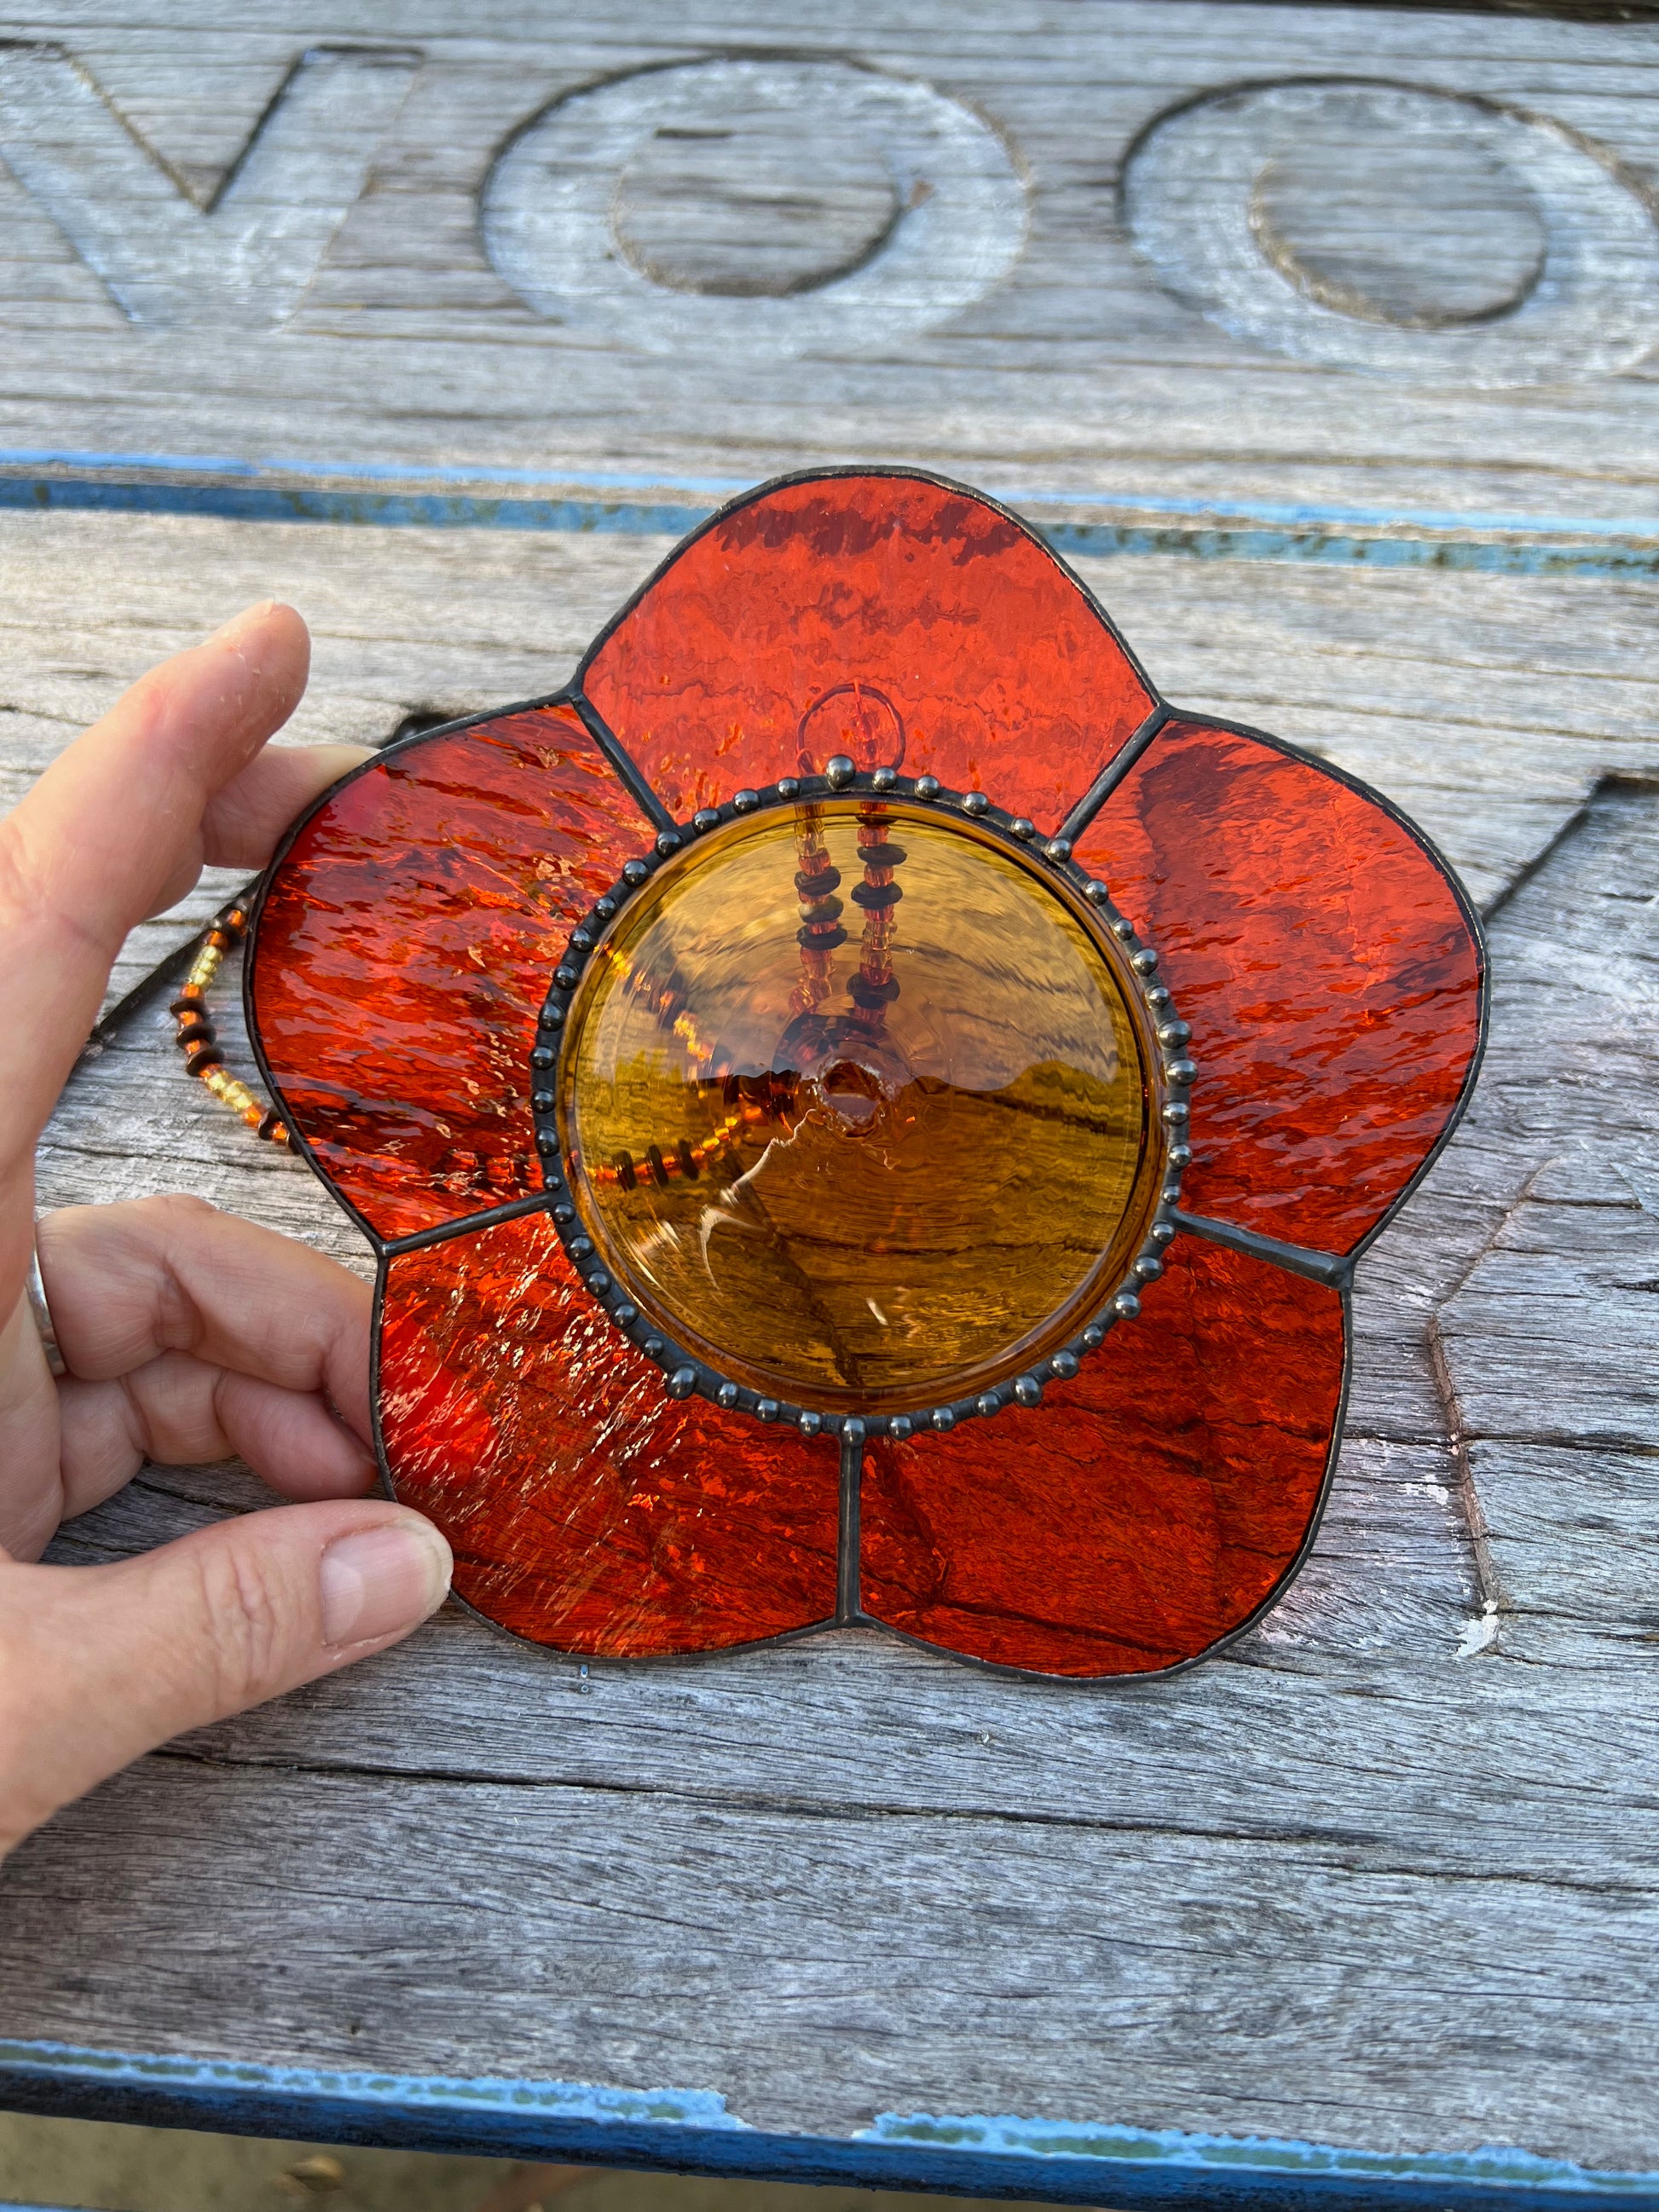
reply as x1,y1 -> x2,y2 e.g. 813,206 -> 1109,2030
0,43 -> 419,327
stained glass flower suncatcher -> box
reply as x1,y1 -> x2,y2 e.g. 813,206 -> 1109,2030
246,470 -> 1486,1679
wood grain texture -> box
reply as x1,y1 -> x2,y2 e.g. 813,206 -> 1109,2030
2,505 -> 1656,2172
3,0 -> 1658,2174
0,43 -> 419,327
1434,783 -> 1659,1666
0,5 -> 1651,526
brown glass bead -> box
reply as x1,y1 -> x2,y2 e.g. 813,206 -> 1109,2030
174,1019 -> 214,1048
184,1047 -> 223,1077
168,990 -> 204,1014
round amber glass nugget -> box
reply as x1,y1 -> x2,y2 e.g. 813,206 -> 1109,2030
558,801 -> 1163,1412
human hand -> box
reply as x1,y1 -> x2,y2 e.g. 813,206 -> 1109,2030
0,604 -> 453,1860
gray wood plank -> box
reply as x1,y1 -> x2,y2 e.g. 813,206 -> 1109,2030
0,5 -> 1653,534
5,506 -> 1656,900
6,1751 -> 1659,2163
5,502 -> 1658,2172
1432,780 -> 1659,1667
0,0 -> 1656,2183
0,511 -> 662,1021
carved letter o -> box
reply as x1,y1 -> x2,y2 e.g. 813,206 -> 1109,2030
1122,79 -> 1659,387
481,56 -> 1027,359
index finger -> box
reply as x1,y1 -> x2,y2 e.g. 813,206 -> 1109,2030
0,603 -> 321,1193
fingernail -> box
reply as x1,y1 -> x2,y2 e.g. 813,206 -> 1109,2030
210,600 -> 282,647
319,1519 -> 453,1647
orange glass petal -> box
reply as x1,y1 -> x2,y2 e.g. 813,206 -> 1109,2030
581,472 -> 1155,829
1073,719 -> 1483,1256
858,1237 -> 1344,1677
380,1210 -> 841,1654
249,704 -> 648,1244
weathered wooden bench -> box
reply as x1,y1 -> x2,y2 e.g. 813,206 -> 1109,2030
1,5 -> 1656,2209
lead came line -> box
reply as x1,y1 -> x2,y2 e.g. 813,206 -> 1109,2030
1055,702 -> 1171,848
836,1429 -> 864,1623
1173,1210 -> 1354,1291
381,1192 -> 555,1258
570,690 -> 676,835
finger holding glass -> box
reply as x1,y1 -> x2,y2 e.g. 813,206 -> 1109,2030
0,603 -> 453,1862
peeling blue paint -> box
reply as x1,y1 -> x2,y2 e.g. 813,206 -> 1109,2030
2,2043 -> 1657,2212
0,444 -> 1655,539
0,473 -> 716,546
864,2114 -> 1659,2197
0,447 -> 1653,577
0,2042 -> 743,2131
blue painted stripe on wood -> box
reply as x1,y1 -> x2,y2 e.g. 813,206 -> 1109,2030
0,447 -> 1656,541
0,475 -> 716,544
2,2044 -> 1657,2212
0,2042 -> 744,2132
0,450 -> 1654,576
0,448 -> 757,497
864,2114 -> 1659,2199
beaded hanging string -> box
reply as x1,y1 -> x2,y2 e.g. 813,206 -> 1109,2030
848,801 -> 905,1014
790,798 -> 843,1014
171,904 -> 290,1146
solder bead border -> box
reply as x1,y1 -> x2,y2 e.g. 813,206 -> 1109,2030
529,768 -> 1196,1437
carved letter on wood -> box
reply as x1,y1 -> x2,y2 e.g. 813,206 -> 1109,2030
0,43 -> 419,327
482,56 -> 1028,358
1122,78 -> 1659,386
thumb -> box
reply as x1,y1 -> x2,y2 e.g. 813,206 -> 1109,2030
0,1499 -> 451,1856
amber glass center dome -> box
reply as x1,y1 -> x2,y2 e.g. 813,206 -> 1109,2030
558,800 -> 1164,1412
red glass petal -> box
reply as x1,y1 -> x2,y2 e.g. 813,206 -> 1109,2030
380,1210 -> 841,1654
581,472 -> 1155,829
858,1238 -> 1343,1678
249,704 -> 649,1245
1074,719 -> 1483,1256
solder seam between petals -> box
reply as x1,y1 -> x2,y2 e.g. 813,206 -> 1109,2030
570,689 -> 676,836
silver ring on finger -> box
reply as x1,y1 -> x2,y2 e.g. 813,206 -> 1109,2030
26,1241 -> 67,1378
